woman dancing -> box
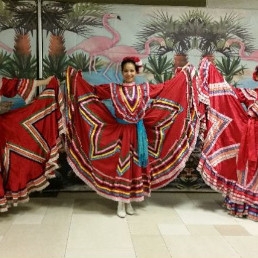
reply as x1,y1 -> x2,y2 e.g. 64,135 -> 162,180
65,56 -> 199,217
0,75 -> 65,211
198,58 -> 258,221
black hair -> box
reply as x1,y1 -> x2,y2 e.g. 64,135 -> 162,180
121,58 -> 140,74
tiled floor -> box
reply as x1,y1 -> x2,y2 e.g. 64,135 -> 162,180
1,191 -> 258,258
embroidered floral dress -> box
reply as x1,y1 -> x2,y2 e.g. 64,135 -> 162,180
65,66 -> 199,203
0,77 -> 65,211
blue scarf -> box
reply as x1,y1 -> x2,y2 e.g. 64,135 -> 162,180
103,99 -> 148,167
136,119 -> 148,167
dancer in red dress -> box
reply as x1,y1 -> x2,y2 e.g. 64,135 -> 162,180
65,56 -> 200,217
0,76 -> 65,211
198,58 -> 258,221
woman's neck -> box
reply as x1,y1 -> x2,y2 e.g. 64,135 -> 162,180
122,81 -> 135,86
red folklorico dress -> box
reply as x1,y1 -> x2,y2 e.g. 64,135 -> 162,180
198,58 -> 258,221
0,77 -> 65,211
65,65 -> 200,203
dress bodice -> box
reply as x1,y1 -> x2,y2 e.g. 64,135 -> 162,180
110,82 -> 150,123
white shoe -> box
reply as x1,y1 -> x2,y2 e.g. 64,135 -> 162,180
126,203 -> 135,215
117,202 -> 126,218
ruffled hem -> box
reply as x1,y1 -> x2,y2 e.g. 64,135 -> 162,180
0,172 -> 55,212
224,196 -> 258,222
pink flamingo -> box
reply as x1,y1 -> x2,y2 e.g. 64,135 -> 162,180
0,41 -> 13,53
66,13 -> 121,73
100,37 -> 165,81
225,38 -> 258,61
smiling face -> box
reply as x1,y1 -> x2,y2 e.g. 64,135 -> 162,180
122,62 -> 137,83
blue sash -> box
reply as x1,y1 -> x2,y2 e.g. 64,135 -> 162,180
103,100 -> 148,167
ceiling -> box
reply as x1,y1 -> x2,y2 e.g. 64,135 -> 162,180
53,0 -> 206,7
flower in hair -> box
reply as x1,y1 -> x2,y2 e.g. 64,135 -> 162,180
123,56 -> 143,67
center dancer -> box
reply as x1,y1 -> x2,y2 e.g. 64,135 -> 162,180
65,56 -> 199,218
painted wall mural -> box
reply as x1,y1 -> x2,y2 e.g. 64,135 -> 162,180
1,0 -> 258,191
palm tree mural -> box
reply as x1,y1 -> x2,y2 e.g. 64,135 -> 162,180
0,0 -> 37,78
198,12 -> 254,57
135,9 -> 255,69
216,56 -> 246,85
144,54 -> 173,83
135,10 -> 191,56
42,2 -> 111,80
0,1 -> 112,79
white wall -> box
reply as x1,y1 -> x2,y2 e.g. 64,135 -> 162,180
207,0 -> 258,9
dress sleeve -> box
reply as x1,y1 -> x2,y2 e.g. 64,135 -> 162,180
234,87 -> 258,117
148,83 -> 164,98
93,84 -> 112,100
148,68 -> 191,98
234,88 -> 248,104
0,77 -> 36,103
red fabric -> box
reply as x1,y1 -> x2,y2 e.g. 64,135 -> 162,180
0,77 -> 34,102
0,77 -> 65,211
0,78 -> 21,98
198,58 -> 258,220
65,66 -> 200,203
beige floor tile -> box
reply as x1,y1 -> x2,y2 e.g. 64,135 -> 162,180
158,224 -> 190,236
128,220 -> 160,235
127,208 -> 182,223
1,191 -> 258,258
72,197 -> 116,215
65,248 -> 136,258
132,248 -> 171,258
127,207 -> 184,234
225,236 -> 258,258
0,224 -> 69,258
0,244 -> 65,258
185,192 -> 222,201
11,199 -> 50,224
133,202 -> 176,215
163,235 -> 241,258
149,193 -> 194,210
131,235 -> 171,258
13,213 -> 45,224
215,225 -> 251,236
13,198 -> 72,225
186,225 -> 221,236
67,214 -> 133,250
0,217 -> 14,235
174,208 -> 239,225
235,217 -> 258,235
41,199 -> 74,225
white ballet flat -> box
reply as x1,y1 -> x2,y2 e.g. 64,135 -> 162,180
126,203 -> 135,215
117,202 -> 126,218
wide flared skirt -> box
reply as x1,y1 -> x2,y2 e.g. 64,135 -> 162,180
0,78 -> 65,211
198,58 -> 258,221
65,67 -> 199,203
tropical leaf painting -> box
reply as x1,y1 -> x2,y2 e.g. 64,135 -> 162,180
0,0 -> 38,78
0,1 -> 256,84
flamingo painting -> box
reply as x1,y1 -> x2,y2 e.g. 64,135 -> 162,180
0,41 -> 13,53
100,37 -> 165,81
225,38 -> 258,62
66,13 -> 121,72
